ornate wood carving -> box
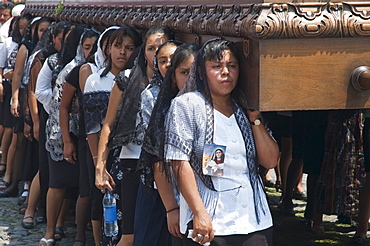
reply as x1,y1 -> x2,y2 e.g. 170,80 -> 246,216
23,2 -> 370,39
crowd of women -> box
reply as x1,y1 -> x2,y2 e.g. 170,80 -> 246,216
3,4 -> 370,246
0,7 -> 283,246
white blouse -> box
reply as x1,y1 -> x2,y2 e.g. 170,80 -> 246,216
0,37 -> 17,71
35,57 -> 53,114
210,110 -> 272,235
165,92 -> 273,235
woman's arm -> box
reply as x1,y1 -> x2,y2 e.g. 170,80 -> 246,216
87,133 -> 99,164
171,160 -> 214,244
35,60 -> 53,110
154,162 -> 182,238
247,110 -> 279,169
80,64 -> 98,163
28,59 -> 42,141
11,44 -> 28,117
79,63 -> 92,94
60,82 -> 77,164
95,83 -> 122,191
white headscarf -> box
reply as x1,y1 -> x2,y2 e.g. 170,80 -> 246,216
94,26 -> 119,70
74,27 -> 101,65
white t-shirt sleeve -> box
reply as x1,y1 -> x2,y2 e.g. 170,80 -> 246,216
35,58 -> 53,113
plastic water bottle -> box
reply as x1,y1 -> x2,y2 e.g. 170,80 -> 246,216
103,189 -> 118,237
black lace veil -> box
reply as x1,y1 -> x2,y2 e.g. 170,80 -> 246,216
107,26 -> 174,149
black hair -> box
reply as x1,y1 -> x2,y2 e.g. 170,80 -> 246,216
81,28 -> 99,45
53,21 -> 70,38
167,43 -> 199,96
144,26 -> 174,43
10,13 -> 32,44
0,2 -> 14,11
82,29 -> 99,62
58,24 -> 87,67
154,40 -> 182,78
100,28 -> 116,54
202,39 -> 239,64
181,38 -> 242,107
59,22 -> 75,55
100,26 -> 142,77
124,26 -> 174,77
137,43 -> 199,188
156,40 -> 182,56
21,17 -> 53,55
34,24 -> 56,64
31,17 -> 53,44
34,21 -> 72,69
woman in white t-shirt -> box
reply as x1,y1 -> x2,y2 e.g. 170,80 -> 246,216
164,39 -> 279,246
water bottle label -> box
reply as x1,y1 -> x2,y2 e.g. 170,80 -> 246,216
104,206 -> 117,222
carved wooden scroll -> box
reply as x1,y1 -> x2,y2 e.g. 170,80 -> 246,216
23,2 -> 370,39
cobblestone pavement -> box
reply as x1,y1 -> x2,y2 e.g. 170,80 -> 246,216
0,195 -> 94,246
0,173 -> 366,246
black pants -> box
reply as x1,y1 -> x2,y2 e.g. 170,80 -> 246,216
183,227 -> 273,246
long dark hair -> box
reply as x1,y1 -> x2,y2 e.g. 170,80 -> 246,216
81,29 -> 99,63
35,21 -> 71,64
10,13 -> 33,44
31,17 -> 53,46
138,43 -> 199,189
58,24 -> 88,67
100,26 -> 142,77
180,38 -> 246,108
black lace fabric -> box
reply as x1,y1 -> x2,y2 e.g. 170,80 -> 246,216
108,45 -> 149,149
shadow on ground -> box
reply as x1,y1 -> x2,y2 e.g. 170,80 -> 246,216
267,187 -> 369,246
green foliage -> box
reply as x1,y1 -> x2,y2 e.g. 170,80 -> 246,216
55,1 -> 64,15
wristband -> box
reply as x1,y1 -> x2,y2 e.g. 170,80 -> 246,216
166,206 -> 179,214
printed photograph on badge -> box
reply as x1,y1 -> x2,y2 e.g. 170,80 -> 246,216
202,144 -> 226,177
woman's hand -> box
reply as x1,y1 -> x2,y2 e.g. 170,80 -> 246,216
95,167 -> 115,193
191,210 -> 214,244
63,140 -> 77,164
246,109 -> 261,122
11,99 -> 19,117
24,123 -> 33,141
167,209 -> 182,238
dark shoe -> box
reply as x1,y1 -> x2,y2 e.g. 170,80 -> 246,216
0,180 -> 10,190
293,190 -> 307,201
18,190 -> 28,205
54,227 -> 64,241
0,163 -> 6,177
35,208 -> 46,224
348,236 -> 366,246
281,201 -> 295,216
21,216 -> 35,229
264,180 -> 275,188
35,215 -> 46,224
18,203 -> 28,215
337,214 -> 352,224
0,188 -> 18,197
